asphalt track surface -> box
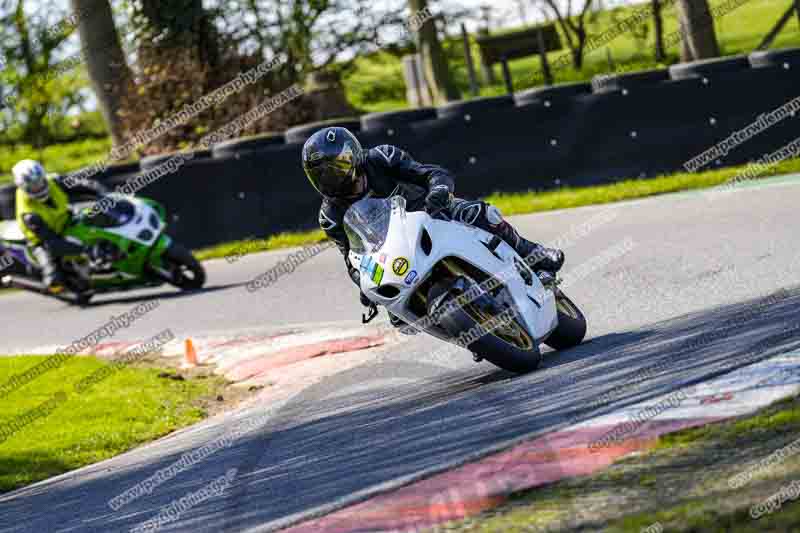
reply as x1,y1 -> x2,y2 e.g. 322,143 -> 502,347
1,175 -> 800,532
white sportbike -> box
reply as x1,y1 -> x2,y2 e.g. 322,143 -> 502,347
345,196 -> 587,373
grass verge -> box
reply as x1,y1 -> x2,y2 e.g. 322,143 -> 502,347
0,354 -> 223,493
193,229 -> 327,262
486,158 -> 800,216
438,393 -> 800,532
195,158 -> 800,262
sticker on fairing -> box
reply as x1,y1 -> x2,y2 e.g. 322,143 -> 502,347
371,263 -> 384,284
360,255 -> 373,272
392,257 -> 410,276
379,253 -> 387,264
404,270 -> 418,285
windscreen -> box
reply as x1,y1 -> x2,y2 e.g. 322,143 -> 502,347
343,197 -> 392,254
83,197 -> 136,229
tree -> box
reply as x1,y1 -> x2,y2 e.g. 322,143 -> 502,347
675,0 -> 720,61
652,0 -> 666,61
70,0 -> 133,148
0,0 -> 87,145
136,0 -> 222,68
409,0 -> 459,104
540,0 -> 595,70
214,0 -> 403,85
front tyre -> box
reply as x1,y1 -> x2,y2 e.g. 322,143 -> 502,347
544,292 -> 587,351
157,242 -> 206,290
427,279 -> 542,374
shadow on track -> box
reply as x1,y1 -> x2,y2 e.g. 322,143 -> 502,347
82,282 -> 248,307
1,287 -> 798,533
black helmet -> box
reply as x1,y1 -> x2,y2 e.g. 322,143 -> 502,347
302,127 -> 366,199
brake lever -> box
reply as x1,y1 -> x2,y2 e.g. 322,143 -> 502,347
362,303 -> 379,324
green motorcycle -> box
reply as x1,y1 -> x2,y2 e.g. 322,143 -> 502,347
0,193 -> 205,306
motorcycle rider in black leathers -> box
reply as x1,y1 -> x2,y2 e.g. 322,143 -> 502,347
301,127 -> 565,326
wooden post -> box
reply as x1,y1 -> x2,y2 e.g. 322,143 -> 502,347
461,23 -> 479,96
501,57 -> 513,95
536,25 -> 553,86
402,54 -> 433,107
477,29 -> 497,85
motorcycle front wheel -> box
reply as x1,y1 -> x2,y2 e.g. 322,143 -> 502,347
152,242 -> 206,290
427,278 -> 542,374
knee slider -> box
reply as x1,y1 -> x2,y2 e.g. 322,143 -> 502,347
486,205 -> 504,226
454,202 -> 483,225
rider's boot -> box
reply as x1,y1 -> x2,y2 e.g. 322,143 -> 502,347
32,246 -> 65,294
450,200 -> 565,275
489,217 -> 565,274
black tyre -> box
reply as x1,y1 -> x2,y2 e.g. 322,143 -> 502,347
140,149 -> 210,171
427,279 -> 542,374
669,55 -> 750,81
73,291 -> 93,307
436,95 -> 515,120
159,242 -> 206,290
515,81 -> 592,106
591,68 -> 669,93
749,47 -> 800,70
211,133 -> 285,159
360,108 -> 437,133
544,292 -> 587,351
285,118 -> 362,145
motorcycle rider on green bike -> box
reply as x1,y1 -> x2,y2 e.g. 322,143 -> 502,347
13,160 -> 108,293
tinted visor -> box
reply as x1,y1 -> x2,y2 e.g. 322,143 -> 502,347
306,142 -> 365,198
26,178 -> 49,200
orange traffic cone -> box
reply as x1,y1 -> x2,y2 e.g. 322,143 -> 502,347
182,338 -> 199,368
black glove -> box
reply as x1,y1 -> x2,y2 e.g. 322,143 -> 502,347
425,185 -> 452,214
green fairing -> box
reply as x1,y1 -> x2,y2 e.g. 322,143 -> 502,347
58,199 -> 170,290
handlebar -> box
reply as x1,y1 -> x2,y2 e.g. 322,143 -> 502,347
426,206 -> 451,221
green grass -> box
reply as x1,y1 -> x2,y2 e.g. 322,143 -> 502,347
486,157 -> 800,216
194,229 -> 327,262
0,355 -> 217,493
0,138 -> 112,185
345,0 -> 800,112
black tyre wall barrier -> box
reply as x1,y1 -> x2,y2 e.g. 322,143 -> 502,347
749,47 -> 800,70
285,118 -> 362,145
361,108 -> 437,132
591,68 -> 670,93
436,95 -> 515,121
515,82 -> 592,106
0,185 -> 14,220
211,133 -> 285,159
669,54 -> 751,81
141,149 -> 211,170
3,49 -> 799,249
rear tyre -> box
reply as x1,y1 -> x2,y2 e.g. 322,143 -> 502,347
544,292 -> 587,351
427,279 -> 542,374
73,291 -> 93,307
159,242 -> 206,290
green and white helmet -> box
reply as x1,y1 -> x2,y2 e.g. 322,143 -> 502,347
13,159 -> 49,201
